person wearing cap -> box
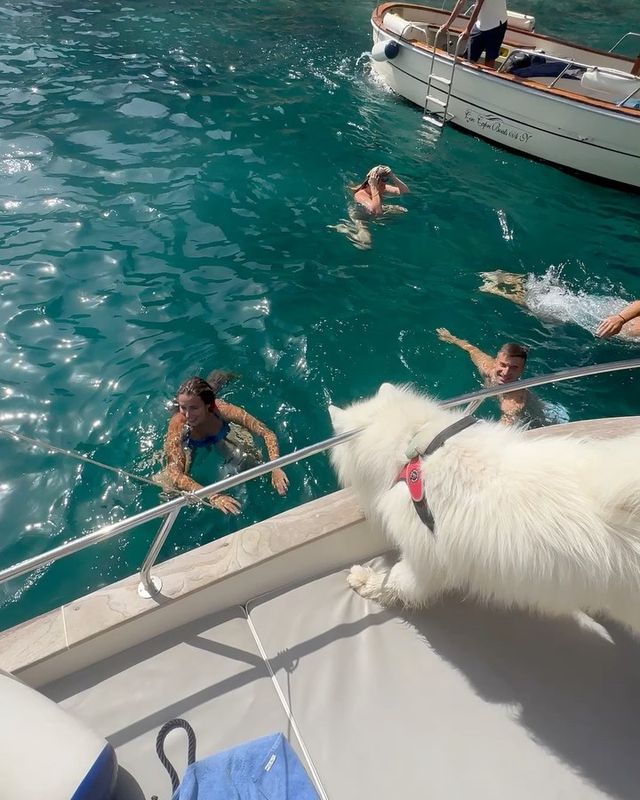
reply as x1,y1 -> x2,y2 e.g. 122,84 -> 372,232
350,164 -> 409,216
329,164 -> 409,249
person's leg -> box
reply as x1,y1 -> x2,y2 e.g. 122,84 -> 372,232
328,215 -> 372,249
467,28 -> 485,63
351,219 -> 372,249
381,204 -> 407,215
482,20 -> 507,69
478,270 -> 527,306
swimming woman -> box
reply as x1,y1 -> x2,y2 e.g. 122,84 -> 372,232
163,371 -> 289,515
478,269 -> 640,340
329,164 -> 409,249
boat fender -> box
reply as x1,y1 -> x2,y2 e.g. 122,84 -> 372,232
371,40 -> 400,62
0,670 -> 118,800
506,10 -> 535,32
581,68 -> 640,102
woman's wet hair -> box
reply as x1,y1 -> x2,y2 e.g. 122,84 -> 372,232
176,370 -> 238,407
206,369 -> 238,393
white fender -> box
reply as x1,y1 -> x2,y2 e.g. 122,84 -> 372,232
507,11 -> 536,32
581,68 -> 640,102
0,670 -> 117,800
371,40 -> 400,62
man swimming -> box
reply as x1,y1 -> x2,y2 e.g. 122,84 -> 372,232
479,270 -> 640,340
436,327 -> 546,427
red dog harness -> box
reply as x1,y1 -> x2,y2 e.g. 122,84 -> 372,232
397,416 -> 477,533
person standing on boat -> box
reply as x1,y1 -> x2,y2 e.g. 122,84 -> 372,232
435,328 -> 547,427
438,0 -> 508,69
162,371 -> 289,514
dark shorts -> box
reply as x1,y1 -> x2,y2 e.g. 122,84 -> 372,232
468,20 -> 507,62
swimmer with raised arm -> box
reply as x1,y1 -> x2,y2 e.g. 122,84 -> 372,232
436,328 -> 546,427
351,164 -> 410,216
162,371 -> 288,514
478,270 -> 640,340
329,164 -> 409,249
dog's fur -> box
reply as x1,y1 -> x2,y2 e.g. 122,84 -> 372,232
329,383 -> 640,632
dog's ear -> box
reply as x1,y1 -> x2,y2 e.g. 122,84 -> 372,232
328,404 -> 344,426
377,382 -> 396,399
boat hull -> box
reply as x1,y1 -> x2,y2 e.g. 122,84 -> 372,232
371,24 -> 640,188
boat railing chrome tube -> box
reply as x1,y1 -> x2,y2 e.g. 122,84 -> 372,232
495,48 -> 635,80
608,31 -> 640,54
1,357 -> 639,598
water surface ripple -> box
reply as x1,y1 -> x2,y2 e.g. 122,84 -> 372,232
0,0 -> 639,627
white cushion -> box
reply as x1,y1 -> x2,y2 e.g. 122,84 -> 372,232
0,670 -> 116,800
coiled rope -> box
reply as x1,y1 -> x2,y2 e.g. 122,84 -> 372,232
154,717 -> 197,796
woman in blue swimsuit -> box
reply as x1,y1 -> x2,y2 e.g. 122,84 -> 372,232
163,372 -> 289,515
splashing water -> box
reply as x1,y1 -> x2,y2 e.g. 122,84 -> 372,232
524,267 -> 629,336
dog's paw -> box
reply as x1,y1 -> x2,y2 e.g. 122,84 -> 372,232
347,564 -> 383,600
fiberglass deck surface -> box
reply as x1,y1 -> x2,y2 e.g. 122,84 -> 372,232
44,555 -> 640,800
43,607 -> 299,800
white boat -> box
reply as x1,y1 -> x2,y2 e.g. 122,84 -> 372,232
369,4 -> 640,188
1,359 -> 640,799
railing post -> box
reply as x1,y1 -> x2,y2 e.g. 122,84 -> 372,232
138,508 -> 181,598
2,357 -> 640,595
549,60 -> 573,89
464,398 -> 485,415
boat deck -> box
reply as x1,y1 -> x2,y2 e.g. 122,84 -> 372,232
45,556 -> 640,799
8,417 -> 640,799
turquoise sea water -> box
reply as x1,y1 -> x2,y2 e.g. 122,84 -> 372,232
0,0 -> 639,630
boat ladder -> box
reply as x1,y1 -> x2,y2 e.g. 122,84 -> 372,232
422,29 -> 465,127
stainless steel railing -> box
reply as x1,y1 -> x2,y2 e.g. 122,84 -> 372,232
608,31 -> 640,55
497,47 -> 640,106
1,357 -> 639,597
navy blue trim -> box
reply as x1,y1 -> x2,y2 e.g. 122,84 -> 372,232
184,420 -> 230,449
70,743 -> 118,800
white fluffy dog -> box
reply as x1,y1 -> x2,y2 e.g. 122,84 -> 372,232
329,383 -> 640,632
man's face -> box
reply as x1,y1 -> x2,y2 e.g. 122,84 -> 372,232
492,352 -> 525,385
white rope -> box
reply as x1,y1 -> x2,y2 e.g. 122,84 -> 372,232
0,426 -> 210,508
0,425 -> 160,488
244,609 -> 330,800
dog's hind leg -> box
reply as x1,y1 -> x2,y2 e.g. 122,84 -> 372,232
348,558 -> 442,608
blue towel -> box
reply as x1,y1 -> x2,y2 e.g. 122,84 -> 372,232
174,733 -> 320,800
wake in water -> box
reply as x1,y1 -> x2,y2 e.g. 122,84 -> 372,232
479,267 -> 637,339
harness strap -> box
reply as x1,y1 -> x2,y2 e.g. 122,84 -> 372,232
398,415 -> 478,533
422,415 -> 478,456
